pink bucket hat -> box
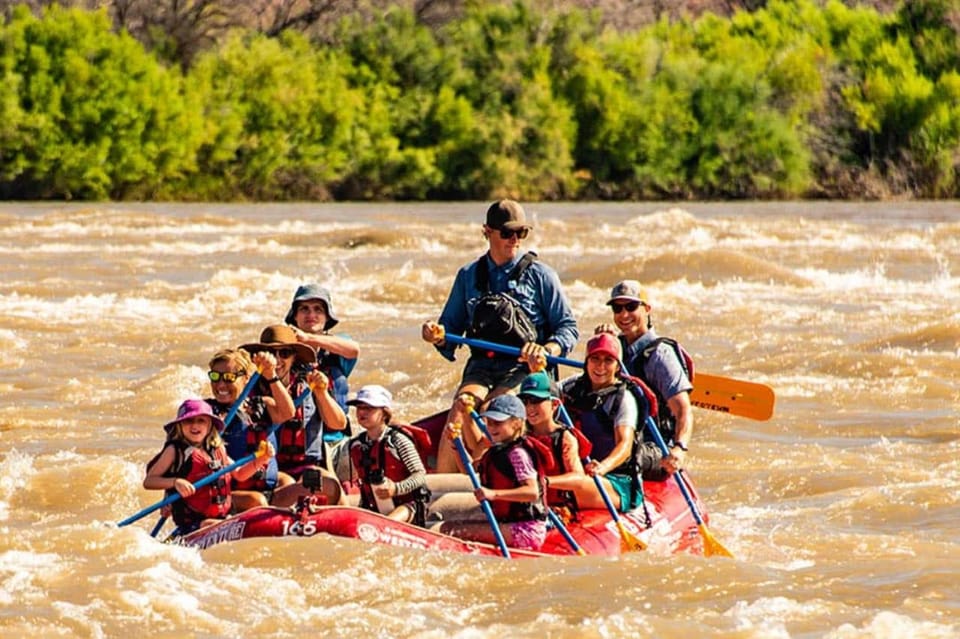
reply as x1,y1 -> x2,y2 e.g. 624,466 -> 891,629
164,399 -> 226,434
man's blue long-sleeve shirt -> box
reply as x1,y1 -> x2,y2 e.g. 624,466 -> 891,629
435,252 -> 579,361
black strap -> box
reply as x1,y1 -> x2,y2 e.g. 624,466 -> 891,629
475,251 -> 538,292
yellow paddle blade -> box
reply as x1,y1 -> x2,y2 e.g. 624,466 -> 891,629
691,373 -> 775,421
616,520 -> 647,552
699,523 -> 734,558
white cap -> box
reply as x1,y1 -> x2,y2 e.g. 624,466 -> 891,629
347,385 -> 393,408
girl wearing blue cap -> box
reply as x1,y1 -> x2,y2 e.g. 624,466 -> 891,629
440,394 -> 551,551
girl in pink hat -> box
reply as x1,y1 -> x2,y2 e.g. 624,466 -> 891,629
144,399 -> 275,534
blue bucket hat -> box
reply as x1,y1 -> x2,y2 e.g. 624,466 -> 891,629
480,395 -> 526,422
284,284 -> 339,331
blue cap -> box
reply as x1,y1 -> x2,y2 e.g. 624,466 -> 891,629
480,395 -> 526,422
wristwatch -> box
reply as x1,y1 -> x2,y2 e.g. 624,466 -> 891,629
267,376 -> 282,384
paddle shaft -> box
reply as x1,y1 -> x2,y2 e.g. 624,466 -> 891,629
643,415 -> 707,527
119,385 -> 312,529
452,436 -> 511,558
443,334 -> 774,421
556,405 -> 630,528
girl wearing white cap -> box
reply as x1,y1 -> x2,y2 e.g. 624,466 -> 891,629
345,385 -> 431,525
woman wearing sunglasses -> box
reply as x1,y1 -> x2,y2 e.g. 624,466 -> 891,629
594,280 -> 693,481
421,199 -> 579,473
205,347 -> 297,511
241,325 -> 347,506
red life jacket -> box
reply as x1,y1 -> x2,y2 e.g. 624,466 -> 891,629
477,436 -> 552,522
148,440 -> 232,531
530,429 -> 588,510
275,378 -> 309,470
234,414 -> 276,491
348,425 -> 431,512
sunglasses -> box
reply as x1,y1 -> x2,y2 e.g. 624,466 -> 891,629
274,348 -> 296,359
497,227 -> 530,240
520,395 -> 549,405
611,301 -> 641,314
208,370 -> 245,383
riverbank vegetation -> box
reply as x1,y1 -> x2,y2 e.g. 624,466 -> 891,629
1,0 -> 958,200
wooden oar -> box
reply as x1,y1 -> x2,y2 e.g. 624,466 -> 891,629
119,384 -> 311,529
556,404 -> 646,552
442,334 -> 775,421
466,403 -> 586,556
147,369 -> 264,537
643,415 -> 733,558
451,429 -> 511,558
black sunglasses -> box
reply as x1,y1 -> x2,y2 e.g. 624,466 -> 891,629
274,348 -> 296,359
208,370 -> 245,383
498,227 -> 530,240
611,301 -> 641,314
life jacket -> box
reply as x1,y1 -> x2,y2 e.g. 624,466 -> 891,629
348,425 -> 432,516
207,395 -> 279,492
274,369 -> 324,475
633,336 -> 693,444
467,252 -> 538,357
147,440 -> 232,532
530,429 -> 585,511
317,350 -> 351,414
560,374 -> 657,475
477,436 -> 552,522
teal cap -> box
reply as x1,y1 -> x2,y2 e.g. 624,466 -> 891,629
518,371 -> 556,400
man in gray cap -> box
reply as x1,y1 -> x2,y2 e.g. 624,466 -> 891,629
421,200 -> 579,473
595,280 -> 693,480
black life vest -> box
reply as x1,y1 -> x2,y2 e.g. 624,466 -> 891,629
634,336 -> 693,444
560,374 -> 657,476
467,252 -> 538,356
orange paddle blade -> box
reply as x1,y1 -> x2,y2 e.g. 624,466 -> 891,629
616,520 -> 647,552
699,523 -> 734,558
691,373 -> 775,421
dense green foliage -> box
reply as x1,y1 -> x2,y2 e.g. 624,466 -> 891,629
0,0 -> 958,200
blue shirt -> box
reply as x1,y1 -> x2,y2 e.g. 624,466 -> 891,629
435,252 -> 579,361
621,329 -> 693,403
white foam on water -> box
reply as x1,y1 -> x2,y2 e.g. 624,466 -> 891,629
725,596 -> 820,637
824,610 -> 958,639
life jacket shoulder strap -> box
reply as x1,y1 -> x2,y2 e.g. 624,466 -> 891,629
640,336 -> 695,383
474,251 -> 538,293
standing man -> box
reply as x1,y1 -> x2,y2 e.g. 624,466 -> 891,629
422,200 -> 579,472
595,280 -> 693,480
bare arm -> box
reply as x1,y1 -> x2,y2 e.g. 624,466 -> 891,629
591,424 -> 634,476
308,369 -> 347,431
252,351 -> 295,424
477,475 -> 539,503
297,330 -> 359,360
